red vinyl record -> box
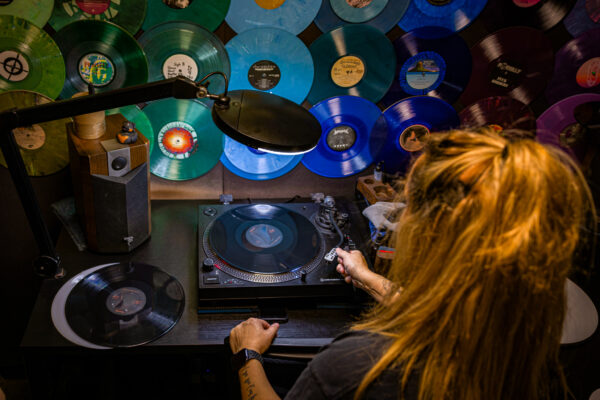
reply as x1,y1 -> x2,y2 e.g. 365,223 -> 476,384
459,96 -> 536,136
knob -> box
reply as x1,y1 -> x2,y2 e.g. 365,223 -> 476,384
111,156 -> 128,171
202,258 -> 215,272
300,270 -> 307,282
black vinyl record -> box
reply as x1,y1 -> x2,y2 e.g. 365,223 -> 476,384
482,0 -> 576,31
459,27 -> 554,107
380,27 -> 471,108
460,96 -> 536,134
65,262 -> 185,348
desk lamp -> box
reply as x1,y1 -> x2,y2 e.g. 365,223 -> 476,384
0,75 -> 322,279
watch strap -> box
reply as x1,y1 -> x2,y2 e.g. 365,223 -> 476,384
231,348 -> 264,372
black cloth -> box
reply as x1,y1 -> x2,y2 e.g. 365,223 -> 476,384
284,330 -> 418,400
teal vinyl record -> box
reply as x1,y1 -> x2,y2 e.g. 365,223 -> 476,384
221,135 -> 303,180
142,0 -> 229,32
138,21 -> 229,94
53,20 -> 148,99
225,0 -> 321,35
106,105 -> 154,155
226,27 -> 314,104
0,0 -> 53,28
144,98 -> 223,180
307,24 -> 395,105
314,0 -> 409,33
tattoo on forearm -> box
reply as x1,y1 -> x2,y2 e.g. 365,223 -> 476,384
240,365 -> 257,400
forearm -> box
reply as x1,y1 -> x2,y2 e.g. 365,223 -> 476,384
239,359 -> 281,400
362,272 -> 401,304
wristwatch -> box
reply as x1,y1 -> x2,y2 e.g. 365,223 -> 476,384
231,348 -> 264,372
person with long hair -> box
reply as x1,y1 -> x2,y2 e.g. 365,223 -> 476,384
228,128 -> 595,400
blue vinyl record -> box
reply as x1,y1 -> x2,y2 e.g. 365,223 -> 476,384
372,96 -> 460,175
398,0 -> 487,34
302,96 -> 385,178
381,27 -> 471,108
315,0 -> 409,33
225,0 -> 321,35
330,0 -> 388,23
564,0 -> 600,37
221,136 -> 303,180
226,27 -> 314,104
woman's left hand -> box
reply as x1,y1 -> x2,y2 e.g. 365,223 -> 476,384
229,317 -> 279,354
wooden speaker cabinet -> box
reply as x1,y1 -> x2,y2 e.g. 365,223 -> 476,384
68,113 -> 151,253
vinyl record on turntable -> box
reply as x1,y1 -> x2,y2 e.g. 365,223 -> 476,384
0,90 -> 71,176
307,24 -> 395,105
482,0 -> 575,31
302,95 -> 385,178
459,96 -> 536,134
536,93 -> 600,164
143,98 -> 224,180
372,96 -> 460,175
398,0 -> 487,34
143,0 -> 230,32
380,27 -> 471,108
564,0 -> 600,37
545,28 -> 600,105
0,15 -> 65,99
53,20 -> 148,99
61,262 -> 185,348
0,0 -> 53,28
138,21 -> 230,94
221,135 -> 303,180
49,0 -> 147,35
226,0 -> 320,34
459,27 -> 554,107
314,0 -> 409,33
226,27 -> 314,104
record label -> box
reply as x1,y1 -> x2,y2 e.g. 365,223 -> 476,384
158,121 -> 197,159
512,0 -> 540,7
163,0 -> 193,9
14,125 -> 45,150
106,287 -> 146,316
576,57 -> 600,88
559,122 -> 586,147
400,51 -> 446,94
0,50 -> 29,82
489,60 -> 523,90
245,223 -> 283,249
330,0 -> 388,23
248,60 -> 281,90
162,54 -> 198,80
330,55 -> 365,88
61,1 -> 119,19
76,0 -> 111,14
255,0 -> 286,8
78,53 -> 115,87
326,125 -> 356,151
399,124 -> 429,152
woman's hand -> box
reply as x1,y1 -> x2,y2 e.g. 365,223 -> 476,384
229,317 -> 279,354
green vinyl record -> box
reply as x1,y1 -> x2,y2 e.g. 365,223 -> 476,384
49,0 -> 147,35
144,98 -> 224,180
0,90 -> 71,176
106,105 -> 154,155
0,15 -> 65,99
142,0 -> 230,32
0,0 -> 54,28
53,20 -> 148,99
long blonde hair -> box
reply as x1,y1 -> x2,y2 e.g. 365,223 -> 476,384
354,129 -> 595,400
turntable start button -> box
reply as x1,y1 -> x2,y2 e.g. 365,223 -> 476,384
203,275 -> 220,285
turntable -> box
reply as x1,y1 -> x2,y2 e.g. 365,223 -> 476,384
197,197 -> 370,303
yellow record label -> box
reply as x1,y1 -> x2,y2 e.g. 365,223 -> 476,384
13,125 -> 46,151
330,55 -> 365,88
254,0 -> 286,9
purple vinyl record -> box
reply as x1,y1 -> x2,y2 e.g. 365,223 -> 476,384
536,93 -> 600,163
564,0 -> 600,37
545,28 -> 600,105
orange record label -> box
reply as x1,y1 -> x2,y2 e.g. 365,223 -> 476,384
346,0 -> 373,7
331,55 -> 365,88
13,125 -> 46,151
576,57 -> 600,89
254,0 -> 286,9
399,124 -> 429,152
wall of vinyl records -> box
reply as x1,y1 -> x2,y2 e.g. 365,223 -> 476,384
1,0 -> 599,199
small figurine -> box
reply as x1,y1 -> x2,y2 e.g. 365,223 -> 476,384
116,121 -> 138,144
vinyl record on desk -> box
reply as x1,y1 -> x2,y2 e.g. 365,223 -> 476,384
314,0 -> 409,33
459,27 -> 554,107
144,98 -> 224,180
54,20 -> 148,99
0,15 -> 65,99
49,0 -> 147,35
106,105 -> 154,155
0,0 -> 53,28
372,96 -> 460,175
482,0 -> 575,31
302,95 -> 384,178
398,0 -> 487,34
0,90 -> 71,176
380,27 -> 471,108
307,24 -> 395,105
138,21 -> 229,94
537,93 -> 600,164
221,136 -> 303,180
64,262 -> 185,348
459,96 -> 536,133
226,0 -> 320,35
142,0 -> 229,32
226,28 -> 313,104
564,0 -> 600,37
545,29 -> 600,105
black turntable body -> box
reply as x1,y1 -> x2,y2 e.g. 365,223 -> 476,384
197,198 -> 370,303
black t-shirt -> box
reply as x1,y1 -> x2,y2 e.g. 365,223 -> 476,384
284,330 -> 419,400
